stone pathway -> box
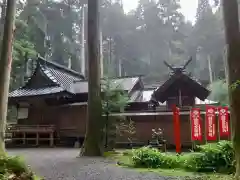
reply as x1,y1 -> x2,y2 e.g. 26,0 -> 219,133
7,148 -> 175,180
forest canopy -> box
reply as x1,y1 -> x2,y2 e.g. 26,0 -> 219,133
11,0 -> 226,88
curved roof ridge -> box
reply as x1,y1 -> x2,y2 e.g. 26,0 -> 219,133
39,64 -> 58,84
37,56 -> 85,79
39,64 -> 64,89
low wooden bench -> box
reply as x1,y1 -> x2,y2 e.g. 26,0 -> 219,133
148,139 -> 167,152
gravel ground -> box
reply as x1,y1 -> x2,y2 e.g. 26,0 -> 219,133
7,148 -> 175,180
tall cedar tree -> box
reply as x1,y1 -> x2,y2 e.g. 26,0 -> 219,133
81,0 -> 103,156
0,0 -> 16,153
196,0 -> 212,20
222,0 -> 240,179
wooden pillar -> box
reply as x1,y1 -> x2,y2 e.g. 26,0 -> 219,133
36,132 -> 39,146
190,113 -> 196,150
23,132 -> 26,145
50,132 -> 53,147
217,114 -> 221,142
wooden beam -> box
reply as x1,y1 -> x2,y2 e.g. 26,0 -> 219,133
107,111 -> 230,117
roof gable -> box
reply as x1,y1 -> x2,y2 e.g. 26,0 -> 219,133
23,63 -> 57,89
153,73 -> 210,103
38,57 -> 84,91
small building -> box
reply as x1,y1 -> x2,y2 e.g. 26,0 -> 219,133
8,57 -> 217,148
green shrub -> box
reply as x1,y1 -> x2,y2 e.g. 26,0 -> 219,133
132,147 -> 162,168
186,141 -> 234,173
5,156 -> 28,175
130,141 -> 235,174
0,156 -> 29,175
131,146 -> 181,169
0,155 -> 37,180
182,174 -> 234,180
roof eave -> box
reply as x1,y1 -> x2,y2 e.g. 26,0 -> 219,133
9,90 -> 73,100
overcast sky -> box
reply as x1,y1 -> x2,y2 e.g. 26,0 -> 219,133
122,0 -> 198,22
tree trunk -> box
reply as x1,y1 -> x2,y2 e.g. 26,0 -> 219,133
81,0 -> 103,156
81,5 -> 85,76
0,0 -> 16,153
222,0 -> 240,179
223,46 -> 229,84
207,55 -> 213,84
100,30 -> 103,78
0,0 -> 7,35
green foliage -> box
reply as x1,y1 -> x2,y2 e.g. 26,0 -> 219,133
9,18 -> 37,90
101,77 -> 133,149
190,0 -> 224,82
10,0 -> 226,84
230,80 -> 240,91
0,156 -> 37,180
209,80 -> 229,105
186,141 -> 234,173
8,0 -> 227,85
132,147 -> 180,169
17,0 -> 84,67
130,141 -> 234,174
102,77 -> 129,114
182,174 -> 234,180
132,147 -> 162,168
0,156 -> 28,175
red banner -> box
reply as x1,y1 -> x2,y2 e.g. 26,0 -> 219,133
173,105 -> 181,153
206,106 -> 217,141
190,108 -> 202,141
218,107 -> 230,137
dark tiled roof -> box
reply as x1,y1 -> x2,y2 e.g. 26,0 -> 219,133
9,86 -> 65,98
71,77 -> 140,94
38,57 -> 84,92
9,57 -> 85,98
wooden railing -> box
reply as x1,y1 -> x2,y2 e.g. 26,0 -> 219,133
6,124 -> 56,147
7,124 -> 55,133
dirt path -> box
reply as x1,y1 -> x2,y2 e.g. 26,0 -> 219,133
7,148 -> 174,180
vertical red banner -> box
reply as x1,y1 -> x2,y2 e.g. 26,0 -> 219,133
218,107 -> 230,137
173,105 -> 181,153
190,108 -> 202,141
206,106 -> 217,141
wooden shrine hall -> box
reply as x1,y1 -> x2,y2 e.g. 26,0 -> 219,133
7,56 -> 217,148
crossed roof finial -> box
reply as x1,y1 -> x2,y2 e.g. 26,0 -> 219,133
163,57 -> 192,74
